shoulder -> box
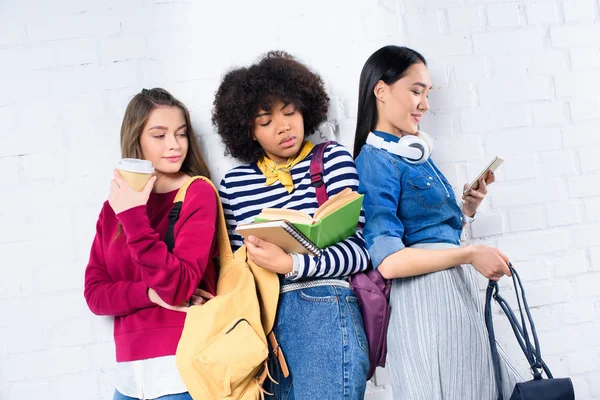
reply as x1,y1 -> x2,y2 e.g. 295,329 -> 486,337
221,163 -> 257,186
322,142 -> 353,163
356,144 -> 399,164
182,178 -> 218,208
219,163 -> 262,197
99,200 -> 115,219
356,145 -> 404,178
93,201 -> 117,234
319,142 -> 357,174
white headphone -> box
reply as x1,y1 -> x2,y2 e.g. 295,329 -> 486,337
366,131 -> 434,164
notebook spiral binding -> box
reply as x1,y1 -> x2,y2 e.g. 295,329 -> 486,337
282,221 -> 322,257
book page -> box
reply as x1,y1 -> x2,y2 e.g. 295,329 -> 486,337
314,188 -> 359,221
257,208 -> 314,224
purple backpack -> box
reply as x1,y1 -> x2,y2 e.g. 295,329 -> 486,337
310,141 -> 392,380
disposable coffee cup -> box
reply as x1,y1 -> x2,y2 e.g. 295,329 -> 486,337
117,158 -> 155,191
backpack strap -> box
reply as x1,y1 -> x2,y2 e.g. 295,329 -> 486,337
165,176 -> 233,264
310,141 -> 336,206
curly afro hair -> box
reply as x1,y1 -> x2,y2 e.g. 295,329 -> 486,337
212,51 -> 330,163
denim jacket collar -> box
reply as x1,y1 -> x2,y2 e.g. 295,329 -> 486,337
372,130 -> 401,143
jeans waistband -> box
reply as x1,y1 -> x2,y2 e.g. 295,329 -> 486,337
280,279 -> 351,294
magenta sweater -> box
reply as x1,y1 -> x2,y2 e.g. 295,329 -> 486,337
84,180 -> 218,362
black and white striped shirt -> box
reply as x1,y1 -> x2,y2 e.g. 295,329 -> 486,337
219,142 -> 370,281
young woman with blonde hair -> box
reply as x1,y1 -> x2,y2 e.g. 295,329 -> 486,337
84,88 -> 217,400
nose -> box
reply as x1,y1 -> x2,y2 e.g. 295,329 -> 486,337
276,115 -> 291,134
419,96 -> 429,112
166,133 -> 181,149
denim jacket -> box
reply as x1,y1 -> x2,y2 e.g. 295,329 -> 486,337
355,131 -> 463,268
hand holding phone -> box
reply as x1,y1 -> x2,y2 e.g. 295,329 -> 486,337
464,157 -> 503,194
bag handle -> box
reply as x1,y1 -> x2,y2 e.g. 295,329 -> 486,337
310,141 -> 335,206
485,267 -> 554,400
165,176 -> 234,263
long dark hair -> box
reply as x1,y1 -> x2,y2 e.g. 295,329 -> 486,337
353,46 -> 427,158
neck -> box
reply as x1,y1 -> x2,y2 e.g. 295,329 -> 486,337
373,120 -> 402,138
152,171 -> 190,193
263,150 -> 290,165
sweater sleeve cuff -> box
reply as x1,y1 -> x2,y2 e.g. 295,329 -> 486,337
369,235 -> 405,269
127,281 -> 154,310
287,253 -> 304,281
116,205 -> 150,238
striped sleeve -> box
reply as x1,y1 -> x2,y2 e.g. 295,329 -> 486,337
292,144 -> 370,280
219,177 -> 245,251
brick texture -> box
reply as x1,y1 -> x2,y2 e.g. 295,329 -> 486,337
1,0 -> 599,398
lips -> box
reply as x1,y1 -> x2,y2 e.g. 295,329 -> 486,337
280,136 -> 296,148
164,156 -> 181,162
412,114 -> 422,124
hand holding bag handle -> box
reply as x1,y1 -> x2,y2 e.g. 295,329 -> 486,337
484,266 -> 574,400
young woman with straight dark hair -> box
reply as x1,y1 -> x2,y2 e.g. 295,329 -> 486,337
354,45 -> 524,399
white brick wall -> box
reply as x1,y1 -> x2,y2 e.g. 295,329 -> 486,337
1,0 -> 599,399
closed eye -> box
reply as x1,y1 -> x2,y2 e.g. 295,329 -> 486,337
260,121 -> 272,127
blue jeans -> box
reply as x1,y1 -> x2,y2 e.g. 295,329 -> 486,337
266,285 -> 369,400
113,390 -> 192,400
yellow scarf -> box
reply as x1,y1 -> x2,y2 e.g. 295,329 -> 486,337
256,141 -> 315,193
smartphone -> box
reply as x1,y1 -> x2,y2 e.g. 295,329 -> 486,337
464,156 -> 504,194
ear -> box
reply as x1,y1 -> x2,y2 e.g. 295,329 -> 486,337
373,80 -> 387,103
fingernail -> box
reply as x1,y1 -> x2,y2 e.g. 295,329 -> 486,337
248,235 -> 256,243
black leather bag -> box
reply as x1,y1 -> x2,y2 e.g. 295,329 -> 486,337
484,267 -> 575,400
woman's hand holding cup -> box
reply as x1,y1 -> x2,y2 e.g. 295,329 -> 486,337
109,158 -> 156,214
109,169 -> 156,214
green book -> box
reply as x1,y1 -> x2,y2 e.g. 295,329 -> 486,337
254,190 -> 363,249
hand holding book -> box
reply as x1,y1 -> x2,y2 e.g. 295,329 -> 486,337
236,188 -> 364,255
244,234 -> 294,275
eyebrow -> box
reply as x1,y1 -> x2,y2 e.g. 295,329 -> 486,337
412,82 -> 433,89
255,102 -> 292,118
148,124 -> 187,131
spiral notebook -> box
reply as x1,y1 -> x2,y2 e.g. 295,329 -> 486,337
236,220 -> 322,257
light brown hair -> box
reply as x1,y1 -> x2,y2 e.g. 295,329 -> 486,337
114,88 -> 210,240
121,87 -> 211,178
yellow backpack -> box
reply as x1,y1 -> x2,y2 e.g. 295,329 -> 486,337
172,177 -> 287,400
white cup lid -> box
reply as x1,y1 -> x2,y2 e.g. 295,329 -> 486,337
117,158 -> 155,174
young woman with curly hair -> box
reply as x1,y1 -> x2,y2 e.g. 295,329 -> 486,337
213,51 -> 369,400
